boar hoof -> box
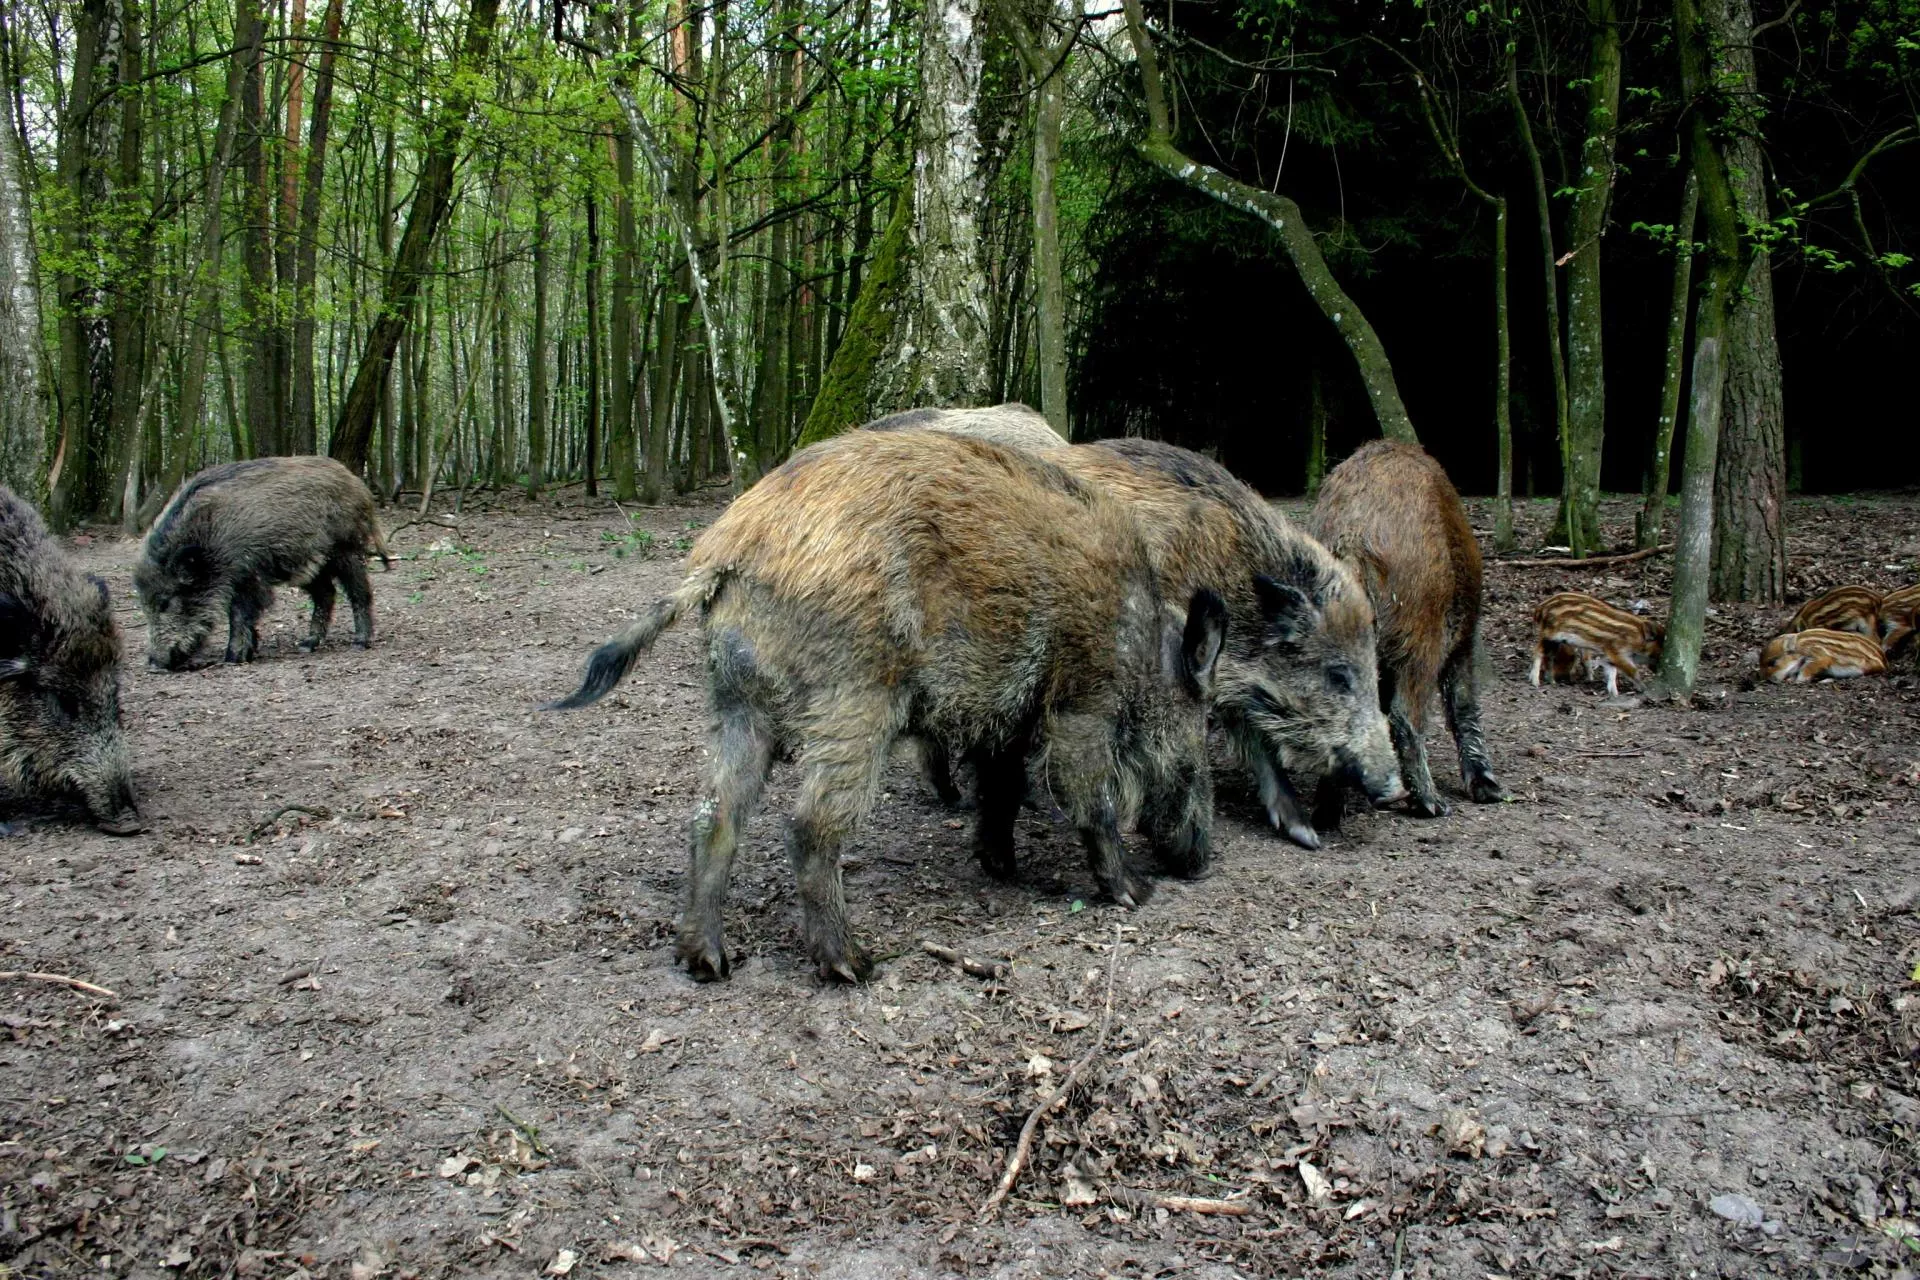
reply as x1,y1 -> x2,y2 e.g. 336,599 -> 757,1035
1411,795 -> 1451,818
351,638 -> 372,650
1469,775 -> 1508,804
1110,873 -> 1156,909
817,942 -> 874,984
297,639 -> 320,653
675,934 -> 731,982
96,812 -> 145,836
1277,819 -> 1322,851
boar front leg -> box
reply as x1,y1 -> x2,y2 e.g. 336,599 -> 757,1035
970,744 -> 1028,882
1247,745 -> 1320,850
1383,664 -> 1446,817
1441,642 -> 1505,803
677,703 -> 774,982
224,579 -> 273,663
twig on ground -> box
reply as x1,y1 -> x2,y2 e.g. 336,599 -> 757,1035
1107,1189 -> 1254,1216
1494,543 -> 1672,569
496,1103 -> 552,1157
979,924 -> 1121,1220
922,940 -> 1009,981
246,804 -> 333,843
1574,750 -> 1646,759
0,971 -> 119,999
385,513 -> 461,540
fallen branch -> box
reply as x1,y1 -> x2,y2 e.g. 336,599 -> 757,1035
246,804 -> 333,843
385,513 -> 461,540
0,971 -> 119,999
980,924 -> 1121,1220
1108,1189 -> 1254,1216
1494,543 -> 1673,569
1573,750 -> 1646,759
922,940 -> 1009,981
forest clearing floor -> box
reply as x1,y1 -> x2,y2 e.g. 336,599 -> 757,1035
3,488 -> 1918,1280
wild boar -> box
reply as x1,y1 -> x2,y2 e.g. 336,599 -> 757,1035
1789,586 -> 1881,639
863,402 -> 1069,452
1761,629 -> 1887,683
1312,440 -> 1504,820
0,486 -> 141,834
868,410 -> 1403,850
550,430 -> 1225,984
1530,592 -> 1665,697
135,456 -> 390,669
1878,583 -> 1920,656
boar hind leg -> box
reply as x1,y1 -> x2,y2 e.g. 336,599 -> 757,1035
922,737 -> 967,808
336,555 -> 376,647
787,705 -> 898,983
970,745 -> 1027,882
677,705 -> 775,983
1441,645 -> 1505,803
224,579 -> 272,663
299,573 -> 337,651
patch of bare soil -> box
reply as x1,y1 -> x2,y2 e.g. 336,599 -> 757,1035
3,489 -> 1916,1279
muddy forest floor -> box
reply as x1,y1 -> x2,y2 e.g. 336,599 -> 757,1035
3,488 -> 1918,1280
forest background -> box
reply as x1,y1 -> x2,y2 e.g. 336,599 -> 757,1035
0,0 -> 1913,650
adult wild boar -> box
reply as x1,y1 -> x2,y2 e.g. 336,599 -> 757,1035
869,407 -> 1403,849
136,457 -> 390,669
1312,440 -> 1504,820
550,430 -> 1226,984
0,487 -> 141,834
863,402 -> 1069,452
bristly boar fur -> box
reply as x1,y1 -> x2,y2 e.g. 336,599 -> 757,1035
1312,440 -> 1505,819
1881,583 -> 1920,657
136,456 -> 391,669
0,486 -> 141,834
1530,591 -> 1664,697
1059,438 -> 1405,849
550,430 -> 1226,984
863,402 -> 1069,452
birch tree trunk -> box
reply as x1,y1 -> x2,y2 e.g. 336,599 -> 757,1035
867,0 -> 993,412
0,70 -> 46,495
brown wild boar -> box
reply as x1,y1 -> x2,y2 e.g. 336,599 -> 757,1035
863,401 -> 1069,452
1530,592 -> 1664,697
1312,440 -> 1504,819
1761,629 -> 1887,683
869,409 -> 1404,850
0,486 -> 141,834
1789,586 -> 1881,639
1879,583 -> 1920,656
136,456 -> 390,669
549,430 -> 1226,984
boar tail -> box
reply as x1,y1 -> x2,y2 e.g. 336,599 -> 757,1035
546,569 -> 722,710
370,522 -> 394,571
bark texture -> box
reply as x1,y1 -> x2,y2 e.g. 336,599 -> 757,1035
0,83 -> 46,494
1638,171 -> 1697,550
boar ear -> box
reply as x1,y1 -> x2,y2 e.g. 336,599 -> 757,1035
1253,574 -> 1317,644
1181,588 -> 1228,695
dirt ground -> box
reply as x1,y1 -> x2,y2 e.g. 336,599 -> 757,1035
3,486 -> 1917,1280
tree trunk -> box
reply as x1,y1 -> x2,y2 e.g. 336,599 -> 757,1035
104,0 -> 148,521
610,126 -> 638,500
528,191 -> 549,498
1304,362 -> 1327,497
1661,0 -> 1750,696
646,263 -> 685,496
1008,11 -> 1071,436
1508,53 -> 1570,540
1121,0 -> 1418,443
328,0 -> 501,476
1638,169 -> 1697,550
238,0 -> 282,457
289,0 -> 343,456
1492,196 -> 1514,552
867,0 -> 993,412
47,0 -> 111,529
584,188 -> 601,497
1556,0 -> 1621,556
1708,0 -> 1787,604
0,39 -> 47,495
797,189 -> 910,444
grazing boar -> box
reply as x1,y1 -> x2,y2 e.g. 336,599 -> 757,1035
1879,583 -> 1920,656
862,402 -> 1069,452
1789,586 -> 1881,639
135,456 -> 390,669
550,430 -> 1225,984
1312,440 -> 1504,819
1530,592 -> 1665,697
0,486 -> 141,834
870,410 -> 1403,850
1761,629 -> 1887,683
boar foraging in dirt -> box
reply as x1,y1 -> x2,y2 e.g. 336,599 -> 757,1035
550,431 -> 1225,984
1789,586 -> 1881,639
1761,629 -> 1887,682
1312,440 -> 1505,820
1531,592 -> 1665,697
0,487 -> 141,834
136,457 -> 390,669
870,409 -> 1402,850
